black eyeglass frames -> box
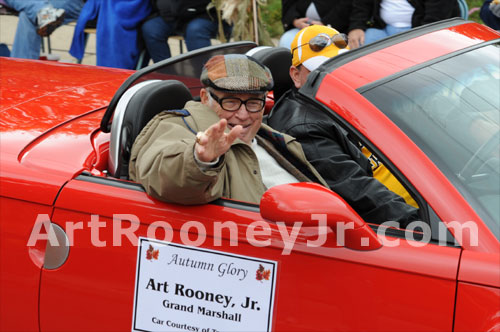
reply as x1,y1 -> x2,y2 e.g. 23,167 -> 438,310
208,90 -> 265,113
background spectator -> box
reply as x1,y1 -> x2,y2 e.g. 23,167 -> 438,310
141,0 -> 231,63
0,43 -> 10,56
279,0 -> 352,49
4,0 -> 83,59
70,0 -> 151,69
480,0 -> 500,30
348,0 -> 461,49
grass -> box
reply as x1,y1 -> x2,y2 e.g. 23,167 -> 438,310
260,0 -> 487,38
260,0 -> 284,38
467,0 -> 485,23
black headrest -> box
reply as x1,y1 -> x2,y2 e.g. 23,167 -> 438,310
125,80 -> 192,140
249,47 -> 293,102
109,80 -> 193,178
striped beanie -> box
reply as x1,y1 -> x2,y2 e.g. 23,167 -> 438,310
200,54 -> 273,94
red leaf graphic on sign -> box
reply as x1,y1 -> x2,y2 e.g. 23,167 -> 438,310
146,245 -> 159,261
152,249 -> 159,260
256,264 -> 271,282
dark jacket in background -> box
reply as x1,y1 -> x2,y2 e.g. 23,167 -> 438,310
266,88 -> 420,227
349,0 -> 461,31
480,0 -> 500,30
281,0 -> 353,33
153,0 -> 215,28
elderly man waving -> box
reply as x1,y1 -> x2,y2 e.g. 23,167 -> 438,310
129,54 -> 327,205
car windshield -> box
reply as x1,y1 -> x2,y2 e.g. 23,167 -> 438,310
362,43 -> 500,239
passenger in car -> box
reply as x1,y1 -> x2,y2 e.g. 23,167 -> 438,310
129,54 -> 328,205
266,25 -> 419,227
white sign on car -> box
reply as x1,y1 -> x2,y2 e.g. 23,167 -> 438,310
132,237 -> 278,332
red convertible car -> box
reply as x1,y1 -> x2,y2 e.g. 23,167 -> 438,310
1,18 -> 498,331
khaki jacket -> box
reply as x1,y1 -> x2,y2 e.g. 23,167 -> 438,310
129,101 -> 327,205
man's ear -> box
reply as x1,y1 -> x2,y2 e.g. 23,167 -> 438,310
290,65 -> 302,89
200,88 -> 209,104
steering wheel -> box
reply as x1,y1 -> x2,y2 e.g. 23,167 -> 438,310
458,131 -> 500,184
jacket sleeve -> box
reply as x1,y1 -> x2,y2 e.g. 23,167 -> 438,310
282,0 -> 303,31
286,120 -> 419,228
348,0 -> 375,31
315,0 -> 353,33
420,0 -> 460,25
130,118 -> 227,205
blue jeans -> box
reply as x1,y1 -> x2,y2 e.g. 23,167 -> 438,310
142,16 -> 230,63
5,0 -> 84,59
364,25 -> 411,45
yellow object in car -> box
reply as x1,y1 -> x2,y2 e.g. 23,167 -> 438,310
362,146 -> 419,208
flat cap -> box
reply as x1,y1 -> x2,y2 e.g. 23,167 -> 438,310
200,54 -> 273,93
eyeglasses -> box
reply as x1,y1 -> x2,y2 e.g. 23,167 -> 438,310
292,33 -> 348,54
209,90 -> 265,113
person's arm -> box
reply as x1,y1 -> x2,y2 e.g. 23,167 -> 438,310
130,117 -> 240,205
420,0 -> 460,25
316,0 -> 353,32
348,29 -> 365,49
282,0 -> 306,31
347,0 -> 374,48
287,120 -> 419,228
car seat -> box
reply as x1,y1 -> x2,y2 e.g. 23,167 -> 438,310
246,46 -> 293,103
108,80 -> 193,179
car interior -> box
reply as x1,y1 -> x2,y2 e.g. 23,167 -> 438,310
246,46 -> 294,103
108,80 -> 193,179
101,41 -> 453,239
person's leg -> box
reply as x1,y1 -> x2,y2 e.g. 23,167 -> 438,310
184,18 -> 217,51
4,0 -> 48,21
51,0 -> 84,22
0,43 -> 11,57
364,27 -> 389,45
279,28 -> 299,49
10,10 -> 42,59
384,24 -> 411,37
141,16 -> 174,62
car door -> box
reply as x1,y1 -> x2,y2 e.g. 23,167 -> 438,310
38,172 -> 461,331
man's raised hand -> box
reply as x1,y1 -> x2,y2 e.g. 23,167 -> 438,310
195,119 -> 243,163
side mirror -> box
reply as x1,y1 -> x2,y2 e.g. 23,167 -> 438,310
260,183 -> 382,251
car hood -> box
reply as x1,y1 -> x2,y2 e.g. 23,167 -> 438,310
0,58 -> 133,205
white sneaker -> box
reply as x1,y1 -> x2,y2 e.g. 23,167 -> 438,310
36,6 -> 65,37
